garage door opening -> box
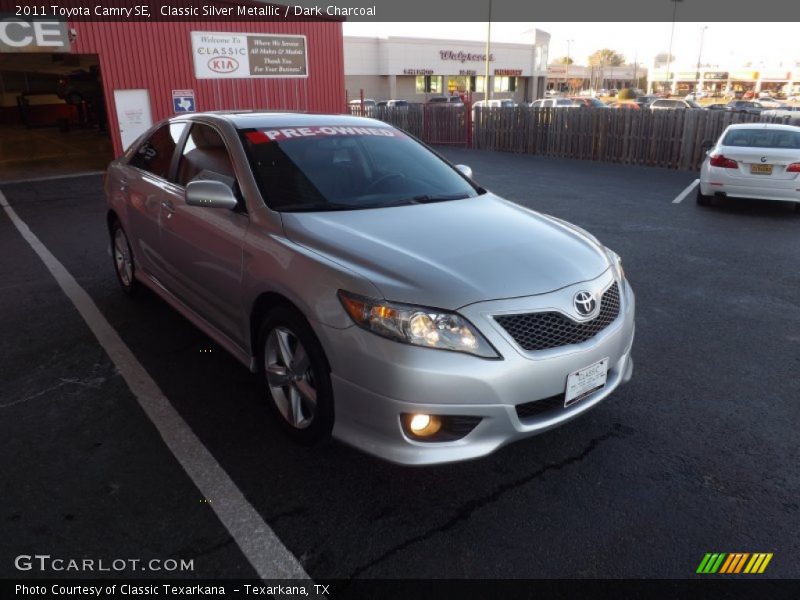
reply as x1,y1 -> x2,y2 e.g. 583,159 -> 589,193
0,53 -> 113,182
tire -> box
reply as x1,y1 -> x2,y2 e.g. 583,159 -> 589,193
110,221 -> 138,296
696,186 -> 712,206
258,306 -> 334,445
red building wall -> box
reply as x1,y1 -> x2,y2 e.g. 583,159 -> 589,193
69,19 -> 345,155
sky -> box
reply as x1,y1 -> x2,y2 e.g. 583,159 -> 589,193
343,22 -> 800,69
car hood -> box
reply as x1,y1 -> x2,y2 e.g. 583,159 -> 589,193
281,194 -> 611,309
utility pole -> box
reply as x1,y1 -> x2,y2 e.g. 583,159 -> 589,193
484,0 -> 492,101
566,39 -> 573,93
695,25 -> 708,96
665,0 -> 683,96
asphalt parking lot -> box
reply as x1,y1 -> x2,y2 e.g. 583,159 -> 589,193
1,150 -> 799,582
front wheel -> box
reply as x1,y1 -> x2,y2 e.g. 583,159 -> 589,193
258,306 -> 334,445
696,186 -> 712,206
111,222 -> 137,296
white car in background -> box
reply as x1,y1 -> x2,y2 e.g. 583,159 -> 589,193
761,106 -> 800,119
530,98 -> 577,109
697,123 -> 800,210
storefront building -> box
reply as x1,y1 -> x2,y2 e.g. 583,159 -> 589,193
648,66 -> 798,97
0,7 -> 345,159
344,33 -> 550,104
546,64 -> 648,93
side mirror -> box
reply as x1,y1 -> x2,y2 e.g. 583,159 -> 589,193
455,164 -> 473,179
185,180 -> 238,210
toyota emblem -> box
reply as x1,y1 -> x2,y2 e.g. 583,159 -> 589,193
573,291 -> 597,317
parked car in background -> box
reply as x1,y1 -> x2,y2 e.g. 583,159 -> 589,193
787,94 -> 800,103
387,99 -> 409,108
348,98 -> 377,109
706,103 -> 728,111
56,68 -> 103,105
608,89 -> 619,98
607,101 -> 641,110
698,123 -> 800,210
755,98 -> 785,109
649,98 -> 702,110
725,100 -> 763,115
105,111 -> 635,464
685,91 -> 709,101
530,98 -> 578,109
569,97 -> 608,108
761,106 -> 800,119
634,95 -> 658,109
472,99 -> 517,121
427,96 -> 464,107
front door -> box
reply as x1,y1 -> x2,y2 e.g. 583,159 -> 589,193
159,122 -> 248,345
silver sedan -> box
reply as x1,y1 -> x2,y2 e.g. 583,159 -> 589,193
105,112 -> 635,465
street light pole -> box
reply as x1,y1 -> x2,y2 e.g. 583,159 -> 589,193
695,25 -> 708,96
566,39 -> 573,93
665,0 -> 682,96
484,0 -> 492,101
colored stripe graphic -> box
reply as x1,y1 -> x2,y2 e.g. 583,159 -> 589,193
699,552 -> 773,574
697,553 -> 727,573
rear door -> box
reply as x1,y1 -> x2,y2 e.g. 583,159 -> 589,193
159,122 -> 249,344
123,122 -> 186,281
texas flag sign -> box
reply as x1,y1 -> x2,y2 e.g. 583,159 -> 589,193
172,89 -> 196,113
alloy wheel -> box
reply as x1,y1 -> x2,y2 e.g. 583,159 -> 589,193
113,228 -> 133,287
264,326 -> 317,429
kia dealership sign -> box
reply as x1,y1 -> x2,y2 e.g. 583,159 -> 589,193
190,31 -> 308,79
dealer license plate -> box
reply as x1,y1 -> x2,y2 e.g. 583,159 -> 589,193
564,358 -> 609,407
750,164 -> 773,175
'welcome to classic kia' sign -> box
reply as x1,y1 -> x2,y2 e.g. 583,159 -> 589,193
190,31 -> 308,79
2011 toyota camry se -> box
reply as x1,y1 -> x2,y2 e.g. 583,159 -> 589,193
105,112 -> 635,465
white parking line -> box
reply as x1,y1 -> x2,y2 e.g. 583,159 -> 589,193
672,179 -> 700,204
0,170 -> 105,185
0,189 -> 310,581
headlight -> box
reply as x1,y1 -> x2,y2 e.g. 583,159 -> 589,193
605,248 -> 625,281
338,291 -> 499,358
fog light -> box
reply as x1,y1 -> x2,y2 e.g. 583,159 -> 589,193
407,413 -> 441,437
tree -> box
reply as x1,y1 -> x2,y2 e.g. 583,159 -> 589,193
654,52 -> 675,67
588,49 -> 625,67
553,56 -> 574,65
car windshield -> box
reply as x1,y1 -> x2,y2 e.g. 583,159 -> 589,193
722,128 -> 800,149
686,100 -> 701,108
239,125 -> 480,211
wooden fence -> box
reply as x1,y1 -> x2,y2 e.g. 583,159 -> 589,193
347,104 -> 468,146
351,104 -> 800,171
472,107 -> 800,170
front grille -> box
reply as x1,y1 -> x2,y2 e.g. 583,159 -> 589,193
495,282 -> 621,352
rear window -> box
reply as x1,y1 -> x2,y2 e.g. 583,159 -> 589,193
722,129 -> 800,149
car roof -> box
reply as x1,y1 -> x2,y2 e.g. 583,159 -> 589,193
724,122 -> 800,132
171,111 -> 393,129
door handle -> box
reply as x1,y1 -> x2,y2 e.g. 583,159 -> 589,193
161,200 -> 175,218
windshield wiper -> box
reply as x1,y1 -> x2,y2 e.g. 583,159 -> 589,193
276,202 -> 361,212
387,193 -> 472,206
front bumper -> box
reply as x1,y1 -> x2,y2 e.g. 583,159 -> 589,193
314,270 -> 635,465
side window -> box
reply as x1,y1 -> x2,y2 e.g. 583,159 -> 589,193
129,123 -> 185,179
177,123 -> 236,188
